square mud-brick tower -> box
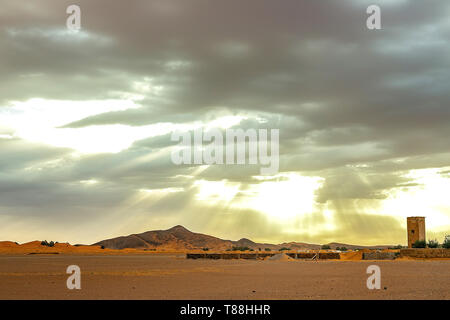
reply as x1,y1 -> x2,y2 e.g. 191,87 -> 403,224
407,217 -> 426,248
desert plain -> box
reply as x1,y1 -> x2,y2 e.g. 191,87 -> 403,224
0,251 -> 449,300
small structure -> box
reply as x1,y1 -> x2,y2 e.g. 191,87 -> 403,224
400,248 -> 450,259
407,217 -> 426,248
362,251 -> 396,260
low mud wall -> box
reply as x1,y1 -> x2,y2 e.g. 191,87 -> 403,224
186,253 -> 274,260
186,252 -> 340,260
362,251 -> 397,260
399,248 -> 450,259
286,252 -> 340,260
286,253 -> 338,259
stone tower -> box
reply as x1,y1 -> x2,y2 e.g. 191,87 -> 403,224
407,217 -> 426,248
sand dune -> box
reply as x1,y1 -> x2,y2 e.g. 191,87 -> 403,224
0,241 -> 146,255
268,253 -> 295,261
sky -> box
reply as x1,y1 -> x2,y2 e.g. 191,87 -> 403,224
1,0 -> 449,245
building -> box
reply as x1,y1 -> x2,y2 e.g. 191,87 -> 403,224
407,217 -> 426,248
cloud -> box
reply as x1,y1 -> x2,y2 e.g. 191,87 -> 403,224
0,0 -> 449,244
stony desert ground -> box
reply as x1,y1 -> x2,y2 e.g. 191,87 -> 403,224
0,254 -> 449,299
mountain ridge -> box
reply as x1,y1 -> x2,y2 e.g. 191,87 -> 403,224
93,225 -> 393,251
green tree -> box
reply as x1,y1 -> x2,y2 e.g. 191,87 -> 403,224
321,244 -> 331,250
443,235 -> 450,249
427,239 -> 439,248
232,246 -> 251,251
412,240 -> 426,248
41,240 -> 55,247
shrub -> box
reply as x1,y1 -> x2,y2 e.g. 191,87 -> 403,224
340,247 -> 348,251
41,240 -> 55,247
390,244 -> 403,250
264,248 -> 271,251
427,239 -> 439,248
202,247 -> 209,251
412,240 -> 426,248
279,247 -> 290,251
443,235 -> 450,249
101,245 -> 105,249
321,245 -> 331,250
232,246 -> 250,251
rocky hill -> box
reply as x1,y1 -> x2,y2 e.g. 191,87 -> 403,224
93,225 -> 392,251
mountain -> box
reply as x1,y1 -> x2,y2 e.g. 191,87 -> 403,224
233,238 -> 256,248
93,225 -> 393,251
94,225 -> 233,251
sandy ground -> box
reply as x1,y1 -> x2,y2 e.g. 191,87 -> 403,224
0,254 -> 449,300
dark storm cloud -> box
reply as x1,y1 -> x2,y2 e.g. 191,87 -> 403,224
0,139 -> 133,213
50,0 -> 450,176
0,138 -> 71,171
